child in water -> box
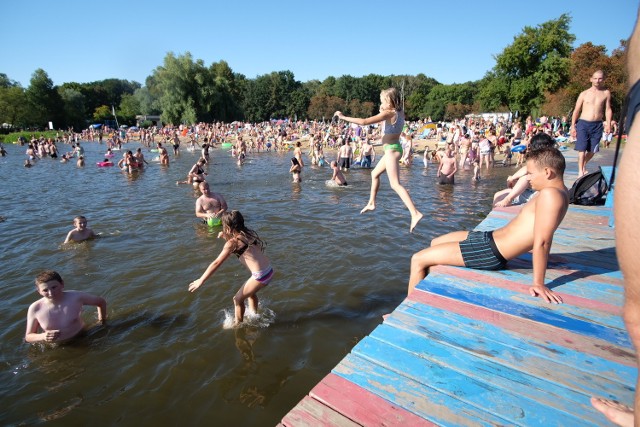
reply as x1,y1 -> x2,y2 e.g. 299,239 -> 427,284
330,161 -> 348,186
189,210 -> 274,326
25,270 -> 107,343
64,215 -> 97,243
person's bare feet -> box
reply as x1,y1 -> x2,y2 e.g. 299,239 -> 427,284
360,203 -> 375,214
591,397 -> 634,427
410,211 -> 423,233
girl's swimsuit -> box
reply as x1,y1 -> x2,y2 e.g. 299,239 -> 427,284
233,238 -> 274,285
382,111 -> 404,153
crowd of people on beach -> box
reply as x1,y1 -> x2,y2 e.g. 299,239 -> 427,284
11,50 -> 639,424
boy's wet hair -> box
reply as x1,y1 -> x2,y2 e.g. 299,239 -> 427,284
529,133 -> 555,150
526,146 -> 565,174
74,215 -> 87,222
35,270 -> 63,285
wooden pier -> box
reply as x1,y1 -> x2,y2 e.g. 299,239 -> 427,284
281,163 -> 635,426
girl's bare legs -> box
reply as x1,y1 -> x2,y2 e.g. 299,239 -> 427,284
360,153 -> 386,214
384,150 -> 423,233
233,278 -> 266,324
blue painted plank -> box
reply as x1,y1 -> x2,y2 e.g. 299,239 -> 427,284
333,354 -> 512,427
434,264 -> 624,307
414,280 -> 632,348
384,307 -> 635,400
366,324 -> 628,421
424,274 -> 626,330
397,300 -> 636,384
347,337 -> 602,426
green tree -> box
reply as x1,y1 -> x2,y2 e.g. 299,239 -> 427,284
493,14 -> 575,116
25,69 -> 64,128
93,105 -> 112,122
59,88 -> 86,130
118,93 -> 141,125
0,85 -> 28,128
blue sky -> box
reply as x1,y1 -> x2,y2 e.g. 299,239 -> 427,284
2,0 -> 637,88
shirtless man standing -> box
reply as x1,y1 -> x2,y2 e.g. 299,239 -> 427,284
437,143 -> 458,184
195,182 -> 228,222
570,70 -> 613,177
360,138 -> 375,168
408,146 -> 568,303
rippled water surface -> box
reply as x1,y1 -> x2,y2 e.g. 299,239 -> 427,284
0,141 -> 510,425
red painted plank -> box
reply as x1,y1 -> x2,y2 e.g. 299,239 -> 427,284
281,396 -> 360,427
408,290 -> 636,366
310,373 -> 436,427
431,265 -> 622,315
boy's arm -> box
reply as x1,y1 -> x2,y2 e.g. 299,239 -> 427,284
63,230 -> 74,244
530,189 -> 567,303
188,241 -> 233,292
79,292 -> 107,322
25,305 -> 46,343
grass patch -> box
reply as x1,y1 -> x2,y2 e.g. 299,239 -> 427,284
0,130 -> 62,144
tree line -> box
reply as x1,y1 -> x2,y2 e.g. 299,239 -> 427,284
0,14 -> 628,131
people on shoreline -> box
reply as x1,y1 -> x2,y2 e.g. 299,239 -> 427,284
64,215 -> 97,244
408,146 -> 569,303
25,270 -> 106,343
570,69 -> 613,177
335,88 -> 423,233
188,210 -> 273,326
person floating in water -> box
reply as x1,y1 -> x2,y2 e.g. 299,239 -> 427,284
64,215 -> 97,244
188,210 -> 274,326
334,88 -> 423,232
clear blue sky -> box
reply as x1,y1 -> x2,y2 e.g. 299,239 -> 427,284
2,0 -> 637,88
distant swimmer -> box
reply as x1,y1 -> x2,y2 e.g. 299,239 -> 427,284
189,210 -> 274,326
63,215 -> 97,244
437,143 -> 457,184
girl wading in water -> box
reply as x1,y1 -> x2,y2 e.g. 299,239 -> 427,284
334,88 -> 423,232
188,210 -> 274,325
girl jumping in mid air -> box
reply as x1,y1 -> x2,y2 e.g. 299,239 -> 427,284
334,88 -> 423,232
188,210 -> 274,325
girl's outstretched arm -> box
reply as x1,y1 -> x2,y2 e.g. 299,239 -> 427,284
188,241 -> 234,292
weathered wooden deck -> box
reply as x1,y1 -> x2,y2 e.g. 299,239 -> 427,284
281,165 -> 636,426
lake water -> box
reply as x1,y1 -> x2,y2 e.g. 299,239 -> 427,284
0,141 -> 510,425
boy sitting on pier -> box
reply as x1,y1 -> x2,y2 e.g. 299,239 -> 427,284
408,146 -> 569,303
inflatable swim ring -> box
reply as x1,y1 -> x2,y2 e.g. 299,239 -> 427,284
150,149 -> 159,153
511,144 -> 526,153
221,142 -> 233,149
97,161 -> 114,167
207,217 -> 221,227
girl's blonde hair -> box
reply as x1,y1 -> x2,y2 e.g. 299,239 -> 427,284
380,88 -> 402,111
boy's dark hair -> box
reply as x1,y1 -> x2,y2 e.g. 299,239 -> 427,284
35,270 -> 63,285
529,133 -> 555,150
526,146 -> 565,175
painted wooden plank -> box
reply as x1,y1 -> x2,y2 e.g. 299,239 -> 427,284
380,313 -> 635,402
354,332 -> 607,425
428,267 -> 624,326
332,354 -> 516,427
342,342 -> 599,426
310,373 -> 437,426
414,279 -> 631,347
398,300 -> 637,385
281,395 -> 360,427
408,290 -> 636,366
431,265 -> 624,312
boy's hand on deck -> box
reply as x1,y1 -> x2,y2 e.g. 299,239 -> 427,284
530,285 -> 563,304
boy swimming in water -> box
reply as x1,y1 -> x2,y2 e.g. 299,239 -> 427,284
25,270 -> 107,343
63,215 -> 96,243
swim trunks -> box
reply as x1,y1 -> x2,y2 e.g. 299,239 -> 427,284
339,158 -> 350,169
361,155 -> 372,168
512,188 -> 536,205
627,79 -> 640,131
575,119 -> 603,153
459,231 -> 508,270
252,266 -> 274,285
438,174 -> 454,185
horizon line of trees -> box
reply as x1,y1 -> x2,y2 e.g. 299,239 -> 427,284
0,14 -> 629,132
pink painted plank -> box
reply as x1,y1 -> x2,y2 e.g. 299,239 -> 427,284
281,395 -> 360,427
408,290 -> 636,366
431,265 -> 622,315
310,373 -> 437,427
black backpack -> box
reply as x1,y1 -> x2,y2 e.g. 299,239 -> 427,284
568,167 -> 608,205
